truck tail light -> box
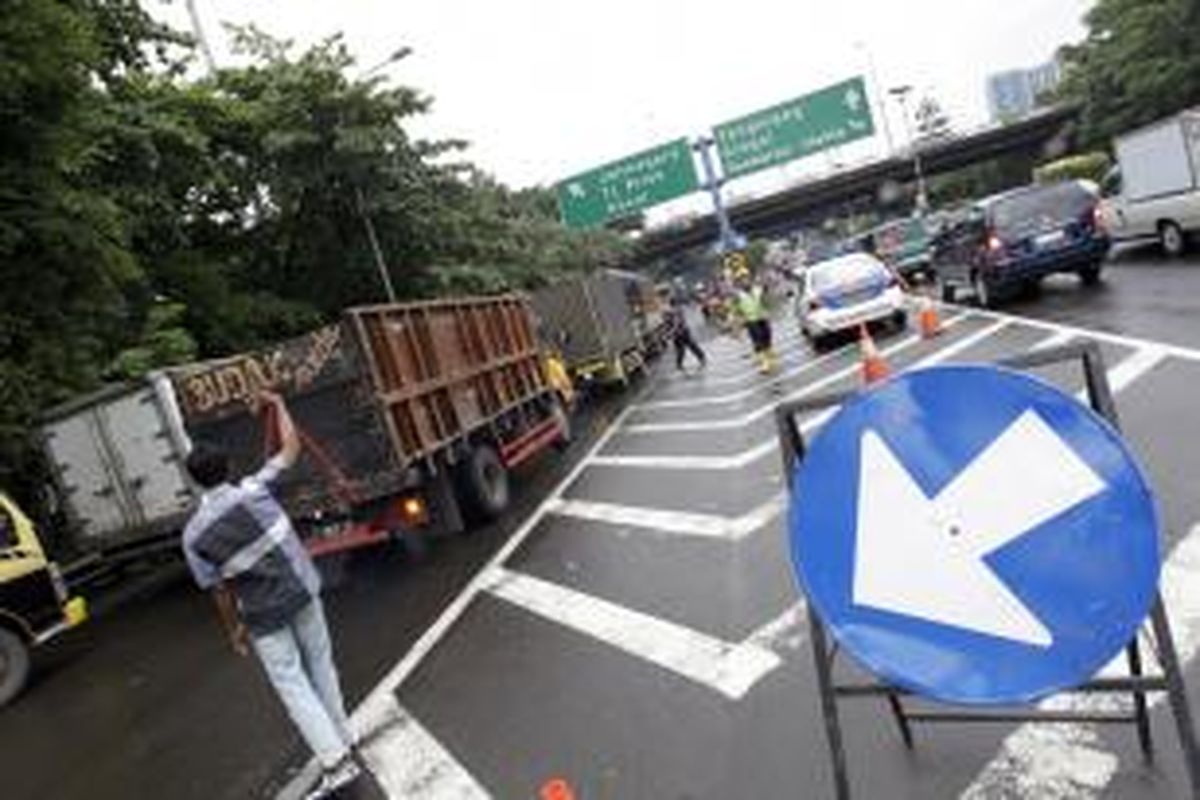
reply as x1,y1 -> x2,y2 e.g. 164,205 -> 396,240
397,494 -> 428,527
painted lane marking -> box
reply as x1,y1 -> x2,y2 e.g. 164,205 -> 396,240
275,405 -> 638,800
1032,328 -> 1074,351
960,523 -> 1200,799
634,344 -> 855,412
545,494 -> 785,541
659,340 -> 811,389
482,568 -> 783,700
939,300 -> 1200,364
591,319 -> 1009,470
748,601 -> 809,655
1096,346 -> 1168,396
355,697 -> 491,800
691,329 -> 804,373
623,315 -> 979,434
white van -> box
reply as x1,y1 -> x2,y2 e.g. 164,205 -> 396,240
1100,110 -> 1200,256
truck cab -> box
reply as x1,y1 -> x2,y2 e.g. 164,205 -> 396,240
0,493 -> 87,706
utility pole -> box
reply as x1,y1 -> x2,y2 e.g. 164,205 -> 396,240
889,85 -> 929,213
694,138 -> 745,256
855,41 -> 895,155
355,186 -> 397,303
185,0 -> 216,74
349,47 -> 410,304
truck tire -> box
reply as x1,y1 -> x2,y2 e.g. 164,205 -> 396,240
454,444 -> 510,523
1160,221 -> 1187,258
940,281 -> 957,304
1079,261 -> 1103,286
0,628 -> 31,707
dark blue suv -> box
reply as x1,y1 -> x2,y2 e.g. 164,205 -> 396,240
932,181 -> 1111,308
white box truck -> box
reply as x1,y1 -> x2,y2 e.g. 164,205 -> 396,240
1100,109 -> 1200,256
38,376 -> 196,582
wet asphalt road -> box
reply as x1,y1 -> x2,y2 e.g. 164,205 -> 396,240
4,245 -> 1200,800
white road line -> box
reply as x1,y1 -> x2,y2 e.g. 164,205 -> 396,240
592,319 -> 1008,470
624,316 -> 980,434
482,568 -> 783,700
355,697 -> 491,800
960,523 -> 1200,799
748,602 -> 809,654
634,344 -> 855,412
1104,346 -> 1168,394
588,437 -> 780,471
940,300 -> 1200,363
545,493 -> 785,541
1068,347 -> 1168,405
1032,328 -> 1074,351
695,330 -> 803,372
666,349 -> 808,389
275,404 -> 638,800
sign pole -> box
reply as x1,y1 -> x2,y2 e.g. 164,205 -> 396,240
694,137 -> 743,254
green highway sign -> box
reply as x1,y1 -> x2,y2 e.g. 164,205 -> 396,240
557,139 -> 699,229
713,76 -> 875,179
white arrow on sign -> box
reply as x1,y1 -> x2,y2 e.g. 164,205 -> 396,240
844,87 -> 862,113
853,409 -> 1107,647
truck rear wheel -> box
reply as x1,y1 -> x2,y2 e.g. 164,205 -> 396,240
0,628 -> 31,707
455,444 -> 510,523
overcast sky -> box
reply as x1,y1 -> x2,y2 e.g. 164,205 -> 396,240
161,0 -> 1093,207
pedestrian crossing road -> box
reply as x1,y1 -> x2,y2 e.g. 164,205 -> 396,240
280,302 -> 1200,800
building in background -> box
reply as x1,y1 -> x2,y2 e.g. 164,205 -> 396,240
986,60 -> 1062,122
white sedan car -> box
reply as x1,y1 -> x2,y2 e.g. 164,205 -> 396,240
795,252 -> 908,350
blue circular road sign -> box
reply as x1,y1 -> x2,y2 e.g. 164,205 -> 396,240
789,364 -> 1161,705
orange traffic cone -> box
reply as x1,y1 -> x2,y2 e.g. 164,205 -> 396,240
540,778 -> 577,800
917,294 -> 942,339
859,324 -> 890,386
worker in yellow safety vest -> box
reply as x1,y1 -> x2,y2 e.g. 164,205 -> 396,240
730,272 -> 779,374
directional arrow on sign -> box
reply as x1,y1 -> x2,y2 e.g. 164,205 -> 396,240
844,87 -> 862,113
853,409 -> 1107,647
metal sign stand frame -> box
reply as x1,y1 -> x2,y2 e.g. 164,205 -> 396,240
773,341 -> 1200,799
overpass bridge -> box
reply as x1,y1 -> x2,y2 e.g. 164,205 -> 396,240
633,105 -> 1081,263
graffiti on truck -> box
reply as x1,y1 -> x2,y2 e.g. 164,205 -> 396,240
175,326 -> 346,419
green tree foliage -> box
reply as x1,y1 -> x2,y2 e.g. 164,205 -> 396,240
0,2 -> 628,509
1033,152 -> 1112,185
1056,0 -> 1200,147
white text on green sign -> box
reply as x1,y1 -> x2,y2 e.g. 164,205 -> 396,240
714,77 -> 874,179
557,139 -> 698,229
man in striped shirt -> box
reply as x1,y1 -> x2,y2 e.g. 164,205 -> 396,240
182,392 -> 360,799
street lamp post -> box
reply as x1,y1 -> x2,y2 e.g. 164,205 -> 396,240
855,41 -> 895,155
361,47 -> 412,80
355,186 -> 397,303
889,85 -> 929,213
352,46 -> 411,304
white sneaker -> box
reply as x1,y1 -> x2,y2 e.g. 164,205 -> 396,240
305,757 -> 361,800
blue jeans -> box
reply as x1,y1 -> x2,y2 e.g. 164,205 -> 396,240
251,599 -> 352,769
